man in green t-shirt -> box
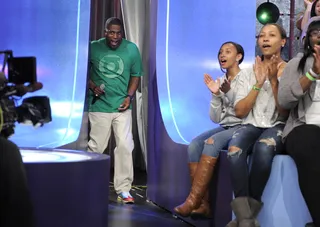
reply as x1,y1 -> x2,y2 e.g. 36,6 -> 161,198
87,17 -> 143,204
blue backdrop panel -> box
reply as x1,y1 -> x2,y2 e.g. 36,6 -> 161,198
156,0 -> 256,144
0,0 -> 90,148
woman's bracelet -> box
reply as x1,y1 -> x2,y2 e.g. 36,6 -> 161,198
309,68 -> 320,78
306,72 -> 316,81
252,85 -> 261,91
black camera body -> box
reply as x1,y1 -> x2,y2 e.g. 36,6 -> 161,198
0,50 -> 52,138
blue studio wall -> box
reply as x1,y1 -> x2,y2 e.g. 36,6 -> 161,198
0,0 -> 91,148
156,0 -> 256,144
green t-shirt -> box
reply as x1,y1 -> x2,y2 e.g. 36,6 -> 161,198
89,38 -> 143,113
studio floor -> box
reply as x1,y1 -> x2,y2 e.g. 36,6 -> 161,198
108,168 -> 193,227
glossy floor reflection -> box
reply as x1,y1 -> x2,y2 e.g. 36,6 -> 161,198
108,169 -> 192,227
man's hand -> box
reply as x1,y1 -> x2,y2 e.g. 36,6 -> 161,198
93,86 -> 105,96
89,80 -> 105,96
118,96 -> 131,111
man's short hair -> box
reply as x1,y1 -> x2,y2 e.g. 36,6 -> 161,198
104,17 -> 123,30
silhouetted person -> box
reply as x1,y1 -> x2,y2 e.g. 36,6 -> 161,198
0,136 -> 34,227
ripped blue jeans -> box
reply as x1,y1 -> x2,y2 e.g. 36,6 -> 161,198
188,125 -> 241,162
228,124 -> 284,201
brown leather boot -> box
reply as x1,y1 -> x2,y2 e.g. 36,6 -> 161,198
190,189 -> 212,219
174,155 -> 217,217
189,162 -> 198,183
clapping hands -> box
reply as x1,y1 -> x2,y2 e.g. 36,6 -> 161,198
204,74 -> 231,95
253,56 -> 268,86
267,55 -> 281,85
204,73 -> 220,95
220,79 -> 231,93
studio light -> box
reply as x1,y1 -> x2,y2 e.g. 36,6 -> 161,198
256,1 -> 280,25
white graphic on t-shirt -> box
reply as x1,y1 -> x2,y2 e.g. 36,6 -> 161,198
98,54 -> 124,78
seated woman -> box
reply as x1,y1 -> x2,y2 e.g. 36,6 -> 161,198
298,0 -> 320,45
278,19 -> 320,227
297,0 -> 315,31
174,41 -> 247,218
225,23 -> 288,227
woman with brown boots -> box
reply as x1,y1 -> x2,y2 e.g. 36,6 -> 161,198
174,41 -> 250,219
225,23 -> 288,227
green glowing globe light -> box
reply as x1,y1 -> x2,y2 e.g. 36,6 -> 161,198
256,2 -> 280,25
260,13 -> 268,21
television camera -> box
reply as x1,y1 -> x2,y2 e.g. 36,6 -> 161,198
0,50 -> 51,138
